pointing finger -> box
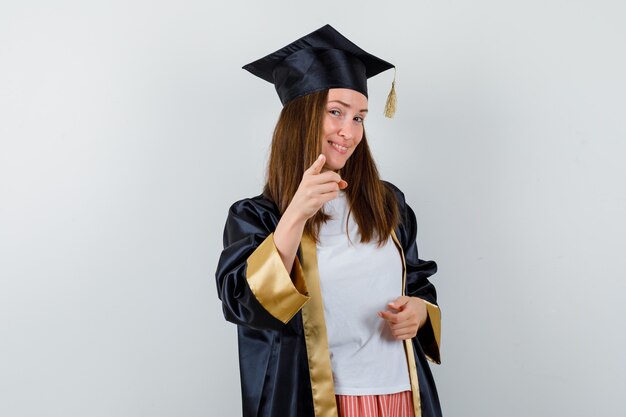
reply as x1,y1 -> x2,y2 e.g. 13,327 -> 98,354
305,154 -> 326,175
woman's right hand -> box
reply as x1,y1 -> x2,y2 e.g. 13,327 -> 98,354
287,154 -> 348,222
273,154 -> 347,275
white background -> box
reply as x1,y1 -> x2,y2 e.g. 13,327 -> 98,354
1,1 -> 625,416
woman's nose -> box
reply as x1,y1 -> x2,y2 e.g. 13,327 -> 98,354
338,121 -> 354,140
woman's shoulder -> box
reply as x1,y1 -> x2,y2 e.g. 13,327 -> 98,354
222,193 -> 281,240
227,192 -> 280,219
381,180 -> 408,208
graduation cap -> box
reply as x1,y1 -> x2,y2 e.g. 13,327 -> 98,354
243,24 -> 397,117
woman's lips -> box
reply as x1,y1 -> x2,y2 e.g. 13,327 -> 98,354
329,141 -> 348,154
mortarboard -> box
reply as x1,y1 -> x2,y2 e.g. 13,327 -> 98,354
243,24 -> 397,117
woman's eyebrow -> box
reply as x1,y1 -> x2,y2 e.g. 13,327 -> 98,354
328,100 -> 369,113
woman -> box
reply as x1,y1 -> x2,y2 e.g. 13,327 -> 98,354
216,24 -> 442,417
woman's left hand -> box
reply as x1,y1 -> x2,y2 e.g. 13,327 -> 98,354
378,296 -> 428,340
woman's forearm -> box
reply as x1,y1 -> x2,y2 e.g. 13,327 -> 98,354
273,207 -> 307,275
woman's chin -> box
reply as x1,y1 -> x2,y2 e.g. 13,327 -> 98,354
321,153 -> 347,170
323,162 -> 346,172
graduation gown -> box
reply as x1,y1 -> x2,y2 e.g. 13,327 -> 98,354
215,181 -> 442,417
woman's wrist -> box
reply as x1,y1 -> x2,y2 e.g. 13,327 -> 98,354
273,207 -> 307,274
281,203 -> 309,228
275,211 -> 306,246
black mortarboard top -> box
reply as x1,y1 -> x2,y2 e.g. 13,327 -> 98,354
243,24 -> 397,117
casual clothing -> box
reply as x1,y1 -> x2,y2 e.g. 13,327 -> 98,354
318,191 -> 411,395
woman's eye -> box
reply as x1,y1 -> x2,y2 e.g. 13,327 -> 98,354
329,109 -> 341,116
354,116 -> 364,123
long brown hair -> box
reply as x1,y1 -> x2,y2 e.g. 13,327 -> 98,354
263,90 -> 399,245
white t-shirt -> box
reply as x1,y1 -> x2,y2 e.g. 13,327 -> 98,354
317,191 -> 411,395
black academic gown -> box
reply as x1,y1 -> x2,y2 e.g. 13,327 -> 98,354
215,181 -> 442,417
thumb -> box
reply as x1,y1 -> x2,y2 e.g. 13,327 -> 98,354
388,295 -> 410,310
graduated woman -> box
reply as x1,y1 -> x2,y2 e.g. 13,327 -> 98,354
215,24 -> 442,417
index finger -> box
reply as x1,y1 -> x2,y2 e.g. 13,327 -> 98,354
316,170 -> 343,184
304,154 -> 326,175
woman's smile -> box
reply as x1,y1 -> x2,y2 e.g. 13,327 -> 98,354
329,140 -> 349,154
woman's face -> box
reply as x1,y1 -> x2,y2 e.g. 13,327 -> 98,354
321,88 -> 368,172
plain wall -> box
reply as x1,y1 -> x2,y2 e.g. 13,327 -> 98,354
1,1 -> 625,416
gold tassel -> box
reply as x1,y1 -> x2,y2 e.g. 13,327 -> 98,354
384,68 -> 397,118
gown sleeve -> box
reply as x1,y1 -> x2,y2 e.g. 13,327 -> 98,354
392,184 -> 442,364
215,198 -> 310,331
